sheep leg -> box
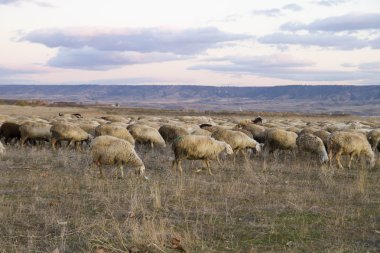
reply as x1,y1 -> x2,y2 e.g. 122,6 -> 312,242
206,160 -> 213,175
51,138 -> 57,150
20,136 -> 27,147
118,163 -> 124,179
95,161 -> 104,178
172,160 -> 178,172
336,150 -> 344,169
178,160 -> 183,176
328,149 -> 334,168
241,149 -> 248,162
216,155 -> 222,166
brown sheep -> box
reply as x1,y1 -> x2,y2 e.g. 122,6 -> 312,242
0,122 -> 21,144
158,124 -> 188,143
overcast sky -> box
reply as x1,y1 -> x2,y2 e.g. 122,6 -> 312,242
0,0 -> 379,86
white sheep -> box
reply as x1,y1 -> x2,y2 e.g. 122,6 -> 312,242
95,123 -> 135,146
91,135 -> 145,178
171,135 -> 233,175
211,129 -> 261,163
127,124 -> 166,148
296,133 -> 329,163
328,131 -> 375,169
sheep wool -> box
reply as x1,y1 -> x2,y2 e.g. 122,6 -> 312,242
91,135 -> 145,177
95,124 -> 135,146
296,133 -> 328,163
172,135 -> 233,175
328,131 -> 375,169
127,124 -> 166,148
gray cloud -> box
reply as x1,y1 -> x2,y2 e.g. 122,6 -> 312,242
358,61 -> 380,71
283,4 -> 303,12
47,47 -> 184,70
0,66 -> 44,76
314,0 -> 351,6
281,13 -> 380,31
252,4 -> 302,17
191,56 -> 379,82
0,0 -> 53,7
369,36 -> 380,49
258,32 -> 368,50
21,27 -> 251,55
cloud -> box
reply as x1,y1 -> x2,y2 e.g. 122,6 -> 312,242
190,54 -> 376,82
47,47 -> 184,70
313,0 -> 351,6
369,36 -> 380,49
21,27 -> 251,55
281,13 -> 380,31
0,0 -> 53,7
252,4 -> 302,17
283,4 -> 303,12
0,65 -> 45,76
358,61 -> 380,72
258,32 -> 368,50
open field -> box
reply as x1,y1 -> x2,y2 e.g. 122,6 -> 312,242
0,105 -> 379,252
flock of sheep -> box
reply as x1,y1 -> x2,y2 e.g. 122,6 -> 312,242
0,113 -> 379,178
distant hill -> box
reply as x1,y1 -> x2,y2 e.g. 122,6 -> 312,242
0,85 -> 379,115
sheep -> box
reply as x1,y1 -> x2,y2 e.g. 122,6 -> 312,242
367,129 -> 380,151
90,135 -> 145,178
211,129 -> 261,163
19,121 -> 52,147
313,130 -> 331,149
0,122 -> 21,144
171,135 -> 233,175
264,128 -> 298,153
328,131 -> 375,169
296,133 -> 329,163
191,128 -> 212,136
51,123 -> 91,151
252,116 -> 263,124
234,123 -> 267,143
95,124 -> 135,146
158,124 -> 188,143
0,141 -> 5,156
127,124 -> 166,148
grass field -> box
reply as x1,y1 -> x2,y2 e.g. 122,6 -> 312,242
0,105 -> 379,252
0,143 -> 379,252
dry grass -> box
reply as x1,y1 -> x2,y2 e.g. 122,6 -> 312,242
0,144 -> 379,252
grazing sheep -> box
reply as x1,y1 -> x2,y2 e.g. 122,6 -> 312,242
0,141 -> 5,156
91,135 -> 145,178
313,130 -> 331,149
127,124 -> 166,148
328,131 -> 375,169
191,128 -> 212,136
367,129 -> 380,151
51,123 -> 91,150
0,122 -> 21,144
252,116 -> 263,124
296,133 -> 328,163
158,124 -> 188,143
264,128 -> 297,153
235,123 -> 267,143
211,129 -> 261,163
19,122 -> 52,147
95,124 -> 135,146
171,135 -> 233,175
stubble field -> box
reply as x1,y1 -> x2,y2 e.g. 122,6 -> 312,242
0,105 -> 379,252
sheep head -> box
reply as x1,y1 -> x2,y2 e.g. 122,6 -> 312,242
224,143 -> 233,155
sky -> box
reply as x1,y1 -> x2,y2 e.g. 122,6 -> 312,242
0,0 -> 379,86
